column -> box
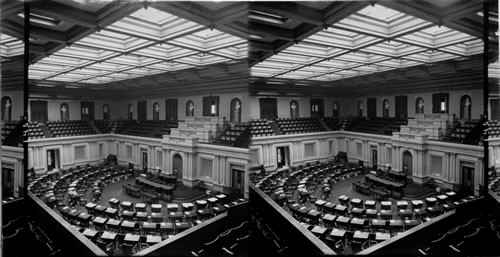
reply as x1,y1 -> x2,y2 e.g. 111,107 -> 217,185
448,153 -> 457,183
213,155 -> 220,184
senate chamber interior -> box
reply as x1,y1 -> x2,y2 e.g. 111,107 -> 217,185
1,0 -> 500,256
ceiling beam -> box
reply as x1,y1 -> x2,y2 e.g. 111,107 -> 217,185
251,2 -> 324,25
151,2 -> 212,27
31,2 -> 97,28
212,3 -> 246,26
249,23 -> 295,41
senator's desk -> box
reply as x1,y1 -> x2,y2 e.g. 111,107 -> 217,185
136,177 -> 174,197
365,174 -> 404,197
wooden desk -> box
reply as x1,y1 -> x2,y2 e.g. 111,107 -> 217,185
350,208 -> 365,217
310,226 -> 328,237
353,231 -> 369,241
335,216 -> 351,227
146,235 -> 162,244
82,229 -> 99,240
365,174 -> 404,191
350,218 -> 366,228
124,233 -> 140,244
167,203 -> 179,212
106,219 -> 121,230
380,210 -> 393,220
93,216 -> 108,227
100,231 -> 117,242
151,212 -> 164,222
372,189 -> 389,201
121,220 -> 137,231
322,214 -> 337,224
375,232 -> 391,241
330,228 -> 346,239
123,185 -> 141,198
371,219 -> 387,229
136,177 -> 174,196
142,192 -> 159,204
175,222 -> 192,232
121,210 -> 136,220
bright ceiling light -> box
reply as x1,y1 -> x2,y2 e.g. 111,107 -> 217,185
249,34 -> 265,40
249,10 -> 288,24
18,13 -> 61,27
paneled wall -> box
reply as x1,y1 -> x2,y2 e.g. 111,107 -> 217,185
29,92 -> 251,122
248,89 -> 483,120
489,138 -> 500,173
27,134 -> 254,197
1,90 -> 23,121
1,146 -> 24,198
250,131 -> 484,195
124,92 -> 251,121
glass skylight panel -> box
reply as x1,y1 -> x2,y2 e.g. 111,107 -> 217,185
278,73 -> 309,80
0,35 -> 23,57
192,29 -> 225,39
210,49 -> 244,60
108,19 -> 160,39
339,15 -> 390,37
205,37 -> 246,51
26,5 -> 246,85
131,7 -> 175,24
79,34 -> 127,51
421,25 -> 453,36
357,5 -> 403,22
427,52 -> 459,62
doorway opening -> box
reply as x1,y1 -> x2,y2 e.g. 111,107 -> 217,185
276,146 -> 290,168
47,149 -> 60,171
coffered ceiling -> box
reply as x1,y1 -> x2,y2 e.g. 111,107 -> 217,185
249,0 -> 498,91
1,0 -> 248,94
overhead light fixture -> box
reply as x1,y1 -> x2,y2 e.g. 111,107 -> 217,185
18,13 -> 61,27
249,10 -> 288,24
249,34 -> 265,40
477,11 -> 499,22
266,81 -> 284,85
37,84 -> 56,87
65,86 -> 79,89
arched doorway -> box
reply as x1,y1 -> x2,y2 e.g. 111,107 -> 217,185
128,104 -> 133,120
1,96 -> 12,121
186,100 -> 194,117
415,97 -> 424,114
103,104 -> 110,120
290,100 -> 299,118
153,102 -> 160,121
173,154 -> 183,180
402,151 -> 413,176
332,101 -> 340,117
230,98 -> 242,122
460,95 -> 471,120
60,103 -> 69,121
383,99 -> 389,118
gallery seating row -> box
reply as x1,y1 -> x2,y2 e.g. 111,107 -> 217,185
275,117 -> 326,135
442,120 -> 481,144
488,120 -> 500,138
215,123 -> 249,146
250,119 -> 274,137
1,120 -> 22,146
27,121 -> 45,139
46,120 -> 96,137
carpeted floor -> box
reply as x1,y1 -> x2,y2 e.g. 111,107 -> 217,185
70,177 -> 208,215
281,172 -> 439,220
